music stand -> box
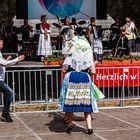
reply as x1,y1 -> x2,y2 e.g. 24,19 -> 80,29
114,35 -> 126,57
36,24 -> 40,30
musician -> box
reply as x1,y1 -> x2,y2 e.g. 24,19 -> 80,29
63,16 -> 71,26
5,20 -> 18,53
37,15 -> 52,61
87,17 -> 103,60
70,18 -> 78,30
121,16 -> 137,52
20,20 -> 33,41
69,18 -> 78,36
61,16 -> 73,49
110,18 -> 121,54
110,18 -> 121,41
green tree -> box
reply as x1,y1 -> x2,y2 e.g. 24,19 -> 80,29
0,0 -> 16,24
107,0 -> 140,23
1,0 -> 140,25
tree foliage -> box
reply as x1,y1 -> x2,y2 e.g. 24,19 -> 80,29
0,0 -> 140,24
107,0 -> 140,23
0,0 -> 16,24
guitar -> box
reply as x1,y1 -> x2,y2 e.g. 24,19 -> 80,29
124,31 -> 136,40
121,22 -> 137,40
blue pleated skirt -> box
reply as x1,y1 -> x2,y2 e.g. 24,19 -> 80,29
63,72 -> 93,113
64,104 -> 93,112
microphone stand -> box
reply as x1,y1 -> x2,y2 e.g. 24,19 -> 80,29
78,10 -> 91,18
73,9 -> 91,18
56,15 -> 62,55
133,21 -> 139,51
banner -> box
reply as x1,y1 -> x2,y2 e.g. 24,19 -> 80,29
94,66 -> 140,87
28,0 -> 96,19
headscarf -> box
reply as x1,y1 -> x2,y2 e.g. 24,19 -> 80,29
63,35 -> 94,72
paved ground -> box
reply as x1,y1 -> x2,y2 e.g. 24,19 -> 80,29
0,107 -> 140,140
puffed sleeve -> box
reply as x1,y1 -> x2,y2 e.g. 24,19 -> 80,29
58,72 -> 70,110
0,55 -> 18,67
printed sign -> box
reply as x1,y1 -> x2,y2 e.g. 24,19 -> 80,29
94,67 -> 140,87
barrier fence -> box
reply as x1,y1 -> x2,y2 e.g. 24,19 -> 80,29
0,66 -> 140,112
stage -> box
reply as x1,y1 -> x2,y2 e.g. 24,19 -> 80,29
9,57 -> 140,68
9,61 -> 61,69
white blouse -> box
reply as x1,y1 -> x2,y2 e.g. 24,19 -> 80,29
0,52 -> 18,81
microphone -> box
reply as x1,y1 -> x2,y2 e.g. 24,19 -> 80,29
56,15 -> 59,20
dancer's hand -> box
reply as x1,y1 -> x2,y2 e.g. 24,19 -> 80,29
6,56 -> 12,60
18,55 -> 25,61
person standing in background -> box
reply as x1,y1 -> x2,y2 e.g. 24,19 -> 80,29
69,17 -> 78,37
110,18 -> 121,55
87,17 -> 103,60
61,16 -> 73,49
20,19 -> 33,41
37,15 -> 52,61
110,18 -> 121,44
70,17 -> 78,30
5,20 -> 18,53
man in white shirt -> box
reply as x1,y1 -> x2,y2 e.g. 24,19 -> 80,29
122,17 -> 137,52
0,36 -> 25,122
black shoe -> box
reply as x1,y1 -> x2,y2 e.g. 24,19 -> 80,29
66,125 -> 73,134
1,113 -> 13,122
63,118 -> 69,124
87,129 -> 93,135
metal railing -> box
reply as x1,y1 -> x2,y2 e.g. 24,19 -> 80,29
0,66 -> 140,112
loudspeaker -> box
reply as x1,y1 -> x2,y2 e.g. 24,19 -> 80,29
16,0 -> 28,19
96,0 -> 107,19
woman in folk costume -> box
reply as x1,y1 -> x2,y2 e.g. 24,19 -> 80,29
37,15 -> 52,61
59,27 -> 104,134
87,17 -> 103,60
61,16 -> 74,50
